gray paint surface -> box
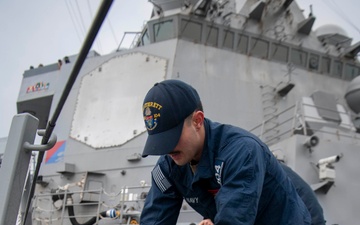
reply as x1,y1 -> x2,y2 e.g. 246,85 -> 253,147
3,0 -> 360,224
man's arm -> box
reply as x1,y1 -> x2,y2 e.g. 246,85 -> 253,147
140,164 -> 183,225
214,138 -> 266,224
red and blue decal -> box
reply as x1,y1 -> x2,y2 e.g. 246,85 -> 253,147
45,141 -> 66,164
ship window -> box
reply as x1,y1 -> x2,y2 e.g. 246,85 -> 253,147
236,34 -> 248,53
223,30 -> 234,49
250,38 -> 268,59
290,48 -> 307,67
321,57 -> 331,74
344,64 -> 359,80
332,60 -> 343,78
271,43 -> 288,62
205,25 -> 219,47
180,19 -> 202,42
153,20 -> 174,42
141,29 -> 150,46
308,54 -> 319,71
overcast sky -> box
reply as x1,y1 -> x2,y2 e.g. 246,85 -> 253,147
0,0 -> 359,138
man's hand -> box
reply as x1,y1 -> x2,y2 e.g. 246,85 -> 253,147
198,219 -> 214,225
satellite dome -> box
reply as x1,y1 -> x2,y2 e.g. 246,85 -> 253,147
345,76 -> 360,114
315,24 -> 352,47
315,24 -> 348,37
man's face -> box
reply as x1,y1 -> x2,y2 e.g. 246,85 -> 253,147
168,112 -> 204,166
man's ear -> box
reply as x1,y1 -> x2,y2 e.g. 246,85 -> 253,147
193,111 -> 204,128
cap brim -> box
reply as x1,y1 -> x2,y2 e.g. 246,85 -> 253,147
142,120 -> 184,157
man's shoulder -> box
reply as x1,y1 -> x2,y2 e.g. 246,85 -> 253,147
206,118 -> 264,144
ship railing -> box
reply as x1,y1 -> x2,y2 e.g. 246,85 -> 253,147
250,104 -> 298,146
250,101 -> 360,146
32,185 -> 151,225
33,188 -> 103,224
115,185 -> 151,224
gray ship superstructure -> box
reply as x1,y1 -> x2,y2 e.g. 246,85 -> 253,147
1,0 -> 360,224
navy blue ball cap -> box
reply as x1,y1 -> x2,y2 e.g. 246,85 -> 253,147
142,79 -> 201,157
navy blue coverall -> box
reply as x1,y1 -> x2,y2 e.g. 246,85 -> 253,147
140,118 -> 311,224
280,164 -> 325,225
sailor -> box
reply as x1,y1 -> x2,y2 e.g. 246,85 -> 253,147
140,79 -> 311,224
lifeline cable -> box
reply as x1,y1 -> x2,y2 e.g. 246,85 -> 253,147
21,1 -> 114,224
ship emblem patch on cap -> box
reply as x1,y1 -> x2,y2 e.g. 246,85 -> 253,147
143,102 -> 162,131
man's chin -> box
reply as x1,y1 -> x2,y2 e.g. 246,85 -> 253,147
171,157 -> 187,166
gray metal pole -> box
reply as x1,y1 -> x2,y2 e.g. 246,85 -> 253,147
0,113 -> 39,225
21,1 -> 115,224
